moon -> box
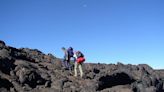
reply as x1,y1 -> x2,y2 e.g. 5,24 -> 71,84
83,4 -> 87,8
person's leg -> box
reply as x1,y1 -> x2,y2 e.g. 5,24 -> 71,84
62,56 -> 67,68
72,57 -> 76,70
73,57 -> 76,62
62,59 -> 66,68
74,62 -> 78,76
65,61 -> 69,69
79,63 -> 83,78
70,57 -> 75,70
67,56 -> 71,70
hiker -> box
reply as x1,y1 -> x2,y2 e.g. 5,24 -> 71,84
61,47 -> 74,70
61,47 -> 69,70
67,47 -> 75,70
74,51 -> 85,78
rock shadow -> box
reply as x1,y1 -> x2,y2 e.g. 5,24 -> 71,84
97,72 -> 136,91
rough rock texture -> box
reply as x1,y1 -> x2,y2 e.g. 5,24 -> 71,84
0,40 -> 164,92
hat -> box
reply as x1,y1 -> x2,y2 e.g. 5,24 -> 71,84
68,47 -> 73,50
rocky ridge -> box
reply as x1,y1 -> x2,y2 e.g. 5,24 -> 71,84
0,40 -> 164,92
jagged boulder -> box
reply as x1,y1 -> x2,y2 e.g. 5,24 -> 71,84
100,85 -> 133,92
14,60 -> 47,89
0,40 -> 6,49
97,72 -> 135,91
0,58 -> 16,75
0,48 -> 10,59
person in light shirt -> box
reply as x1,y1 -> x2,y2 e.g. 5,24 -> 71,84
74,51 -> 85,78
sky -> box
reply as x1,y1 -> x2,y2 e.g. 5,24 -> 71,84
0,0 -> 164,69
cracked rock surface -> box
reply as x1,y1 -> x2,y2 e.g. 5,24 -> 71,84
0,40 -> 164,92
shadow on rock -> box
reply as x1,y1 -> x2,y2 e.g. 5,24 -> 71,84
0,58 -> 16,75
0,78 -> 14,91
97,72 -> 136,91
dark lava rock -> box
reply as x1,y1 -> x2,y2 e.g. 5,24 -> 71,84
0,40 -> 164,92
0,40 -> 6,49
97,72 -> 135,91
0,58 -> 16,75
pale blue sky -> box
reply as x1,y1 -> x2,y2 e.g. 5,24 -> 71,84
0,0 -> 164,69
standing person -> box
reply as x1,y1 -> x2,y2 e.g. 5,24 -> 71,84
61,47 -> 74,70
74,51 -> 85,78
61,47 -> 68,69
67,47 -> 74,70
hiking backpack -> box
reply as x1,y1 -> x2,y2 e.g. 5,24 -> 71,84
77,51 -> 84,58
77,57 -> 85,63
67,48 -> 74,57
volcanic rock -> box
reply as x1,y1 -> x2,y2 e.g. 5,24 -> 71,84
0,40 -> 163,92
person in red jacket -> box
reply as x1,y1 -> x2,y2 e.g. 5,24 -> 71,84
74,51 -> 85,78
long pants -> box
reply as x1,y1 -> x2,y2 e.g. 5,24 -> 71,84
74,62 -> 83,77
62,56 -> 75,70
62,56 -> 71,70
